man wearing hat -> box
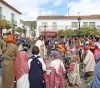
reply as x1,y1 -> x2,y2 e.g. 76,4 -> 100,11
83,46 -> 95,77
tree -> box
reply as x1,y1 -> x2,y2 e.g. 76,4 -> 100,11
15,27 -> 23,33
65,29 -> 73,37
57,30 -> 65,38
1,20 -> 12,29
30,26 -> 36,38
0,20 -> 12,34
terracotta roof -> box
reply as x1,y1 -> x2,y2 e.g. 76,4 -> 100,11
0,0 -> 22,14
37,15 -> 100,20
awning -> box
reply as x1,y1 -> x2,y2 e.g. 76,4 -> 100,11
41,32 -> 56,36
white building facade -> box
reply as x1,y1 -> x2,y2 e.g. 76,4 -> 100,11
0,0 -> 22,34
37,15 -> 100,37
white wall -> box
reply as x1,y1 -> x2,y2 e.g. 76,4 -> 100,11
37,18 -> 100,37
0,2 -> 21,27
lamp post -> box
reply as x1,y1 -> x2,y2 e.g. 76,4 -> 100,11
78,17 -> 81,37
66,26 -> 67,30
44,25 -> 47,39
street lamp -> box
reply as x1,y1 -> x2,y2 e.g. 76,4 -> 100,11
66,26 -> 67,30
44,25 -> 47,39
78,17 -> 81,37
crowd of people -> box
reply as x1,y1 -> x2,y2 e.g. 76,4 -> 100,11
0,32 -> 100,88
44,36 -> 100,88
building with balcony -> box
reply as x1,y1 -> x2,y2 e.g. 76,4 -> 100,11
37,15 -> 100,37
0,0 -> 22,34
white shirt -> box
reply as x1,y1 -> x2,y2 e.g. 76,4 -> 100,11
28,55 -> 46,71
50,59 -> 65,73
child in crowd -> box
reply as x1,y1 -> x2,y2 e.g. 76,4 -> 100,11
66,55 -> 81,88
46,50 -> 65,88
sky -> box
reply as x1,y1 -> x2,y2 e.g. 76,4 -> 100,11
4,0 -> 100,21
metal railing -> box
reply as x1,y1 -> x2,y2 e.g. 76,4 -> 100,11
38,25 -> 100,32
11,19 -> 17,26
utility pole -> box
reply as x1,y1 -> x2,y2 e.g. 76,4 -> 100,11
78,12 -> 80,16
68,8 -> 70,16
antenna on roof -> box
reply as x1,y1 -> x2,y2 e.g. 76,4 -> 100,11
68,8 -> 70,16
78,12 -> 80,16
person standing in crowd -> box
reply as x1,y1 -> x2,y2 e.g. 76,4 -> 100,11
83,46 -> 95,78
59,36 -> 66,56
2,35 -> 18,88
46,50 -> 65,88
90,54 -> 100,88
66,55 -> 81,88
35,36 -> 46,58
15,40 -> 29,88
28,46 -> 46,88
0,34 -> 6,88
89,40 -> 95,54
93,37 -> 100,61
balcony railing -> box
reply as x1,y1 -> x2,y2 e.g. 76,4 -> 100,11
11,19 -> 17,26
38,25 -> 100,32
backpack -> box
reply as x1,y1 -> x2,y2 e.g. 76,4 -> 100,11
29,56 -> 45,88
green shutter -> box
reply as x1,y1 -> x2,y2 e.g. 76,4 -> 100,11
83,22 -> 87,27
11,13 -> 14,24
71,22 -> 78,28
89,22 -> 95,27
52,22 -> 57,30
0,7 -> 2,21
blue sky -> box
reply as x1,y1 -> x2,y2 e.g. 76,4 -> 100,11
5,0 -> 100,21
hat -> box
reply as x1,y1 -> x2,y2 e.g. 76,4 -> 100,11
6,35 -> 16,44
94,42 -> 100,49
85,41 -> 89,45
83,46 -> 89,51
52,51 -> 60,58
6,29 -> 11,34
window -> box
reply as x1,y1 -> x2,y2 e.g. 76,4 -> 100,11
89,22 -> 95,28
11,13 -> 14,24
41,22 -> 48,27
71,22 -> 78,28
52,22 -> 57,30
0,7 -> 2,20
83,22 -> 88,27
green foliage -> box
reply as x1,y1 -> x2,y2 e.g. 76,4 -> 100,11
57,30 -> 65,38
78,27 -> 99,36
0,20 -> 12,29
57,27 -> 100,37
15,27 -> 23,33
65,29 -> 73,37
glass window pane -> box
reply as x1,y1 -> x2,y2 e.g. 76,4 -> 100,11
41,22 -> 48,26
83,22 -> 88,27
89,22 -> 95,27
52,22 -> 57,30
71,22 -> 78,28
